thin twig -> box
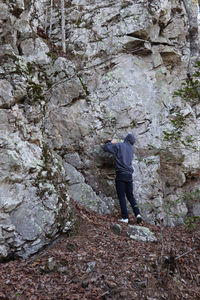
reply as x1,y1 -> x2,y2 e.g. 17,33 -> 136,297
175,247 -> 197,260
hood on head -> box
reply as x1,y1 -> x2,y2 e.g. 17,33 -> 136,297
124,133 -> 135,145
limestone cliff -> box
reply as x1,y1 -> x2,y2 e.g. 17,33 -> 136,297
0,0 -> 199,259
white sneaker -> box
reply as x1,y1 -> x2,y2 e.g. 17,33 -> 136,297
119,218 -> 129,224
136,214 -> 142,224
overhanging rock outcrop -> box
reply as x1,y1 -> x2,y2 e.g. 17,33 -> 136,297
0,0 -> 199,259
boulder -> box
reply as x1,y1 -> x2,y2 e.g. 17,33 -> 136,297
127,226 -> 157,242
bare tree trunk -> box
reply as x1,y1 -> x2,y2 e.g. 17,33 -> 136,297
61,0 -> 66,53
44,6 -> 48,35
49,0 -> 53,38
182,0 -> 199,74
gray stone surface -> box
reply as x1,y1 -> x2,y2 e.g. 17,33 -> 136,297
127,225 -> 157,242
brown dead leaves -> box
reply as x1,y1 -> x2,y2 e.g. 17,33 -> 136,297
0,202 -> 199,299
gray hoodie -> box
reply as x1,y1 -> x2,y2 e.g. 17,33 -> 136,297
103,134 -> 135,175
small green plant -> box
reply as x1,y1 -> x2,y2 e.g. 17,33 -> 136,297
170,111 -> 187,128
140,197 -> 184,227
77,75 -> 90,96
147,143 -> 161,155
160,61 -> 200,155
163,198 -> 185,223
15,60 -> 34,77
47,51 -> 59,60
184,216 -> 200,230
180,136 -> 195,148
163,111 -> 188,143
163,129 -> 181,142
173,61 -> 200,104
27,81 -> 45,102
182,189 -> 200,230
182,189 -> 200,204
76,16 -> 83,27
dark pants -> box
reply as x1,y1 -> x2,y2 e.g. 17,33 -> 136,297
115,179 -> 140,219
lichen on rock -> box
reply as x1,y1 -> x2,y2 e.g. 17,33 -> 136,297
127,225 -> 157,242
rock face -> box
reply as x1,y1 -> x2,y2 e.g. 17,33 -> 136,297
0,0 -> 199,259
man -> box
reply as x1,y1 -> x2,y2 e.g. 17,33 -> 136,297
103,133 -> 142,224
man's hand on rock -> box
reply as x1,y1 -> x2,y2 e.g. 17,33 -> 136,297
111,139 -> 118,144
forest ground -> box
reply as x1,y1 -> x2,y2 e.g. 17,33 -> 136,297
0,202 -> 199,300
